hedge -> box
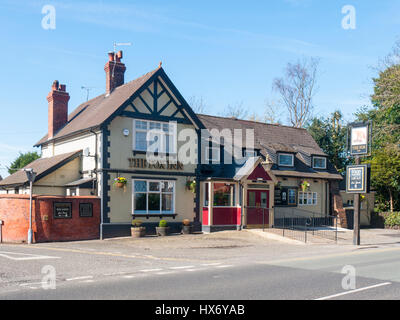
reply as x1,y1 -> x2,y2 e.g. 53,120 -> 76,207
384,212 -> 400,228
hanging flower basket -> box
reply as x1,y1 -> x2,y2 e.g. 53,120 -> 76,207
114,177 -> 127,189
186,180 -> 196,193
300,180 -> 310,192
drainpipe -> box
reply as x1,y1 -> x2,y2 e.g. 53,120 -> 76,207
239,182 -> 243,230
89,129 -> 99,195
99,128 -> 106,241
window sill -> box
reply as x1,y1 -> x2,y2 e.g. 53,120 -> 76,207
132,150 -> 177,157
273,205 -> 298,208
132,213 -> 178,219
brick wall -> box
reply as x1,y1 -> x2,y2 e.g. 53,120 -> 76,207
0,195 -> 100,243
330,181 -> 348,228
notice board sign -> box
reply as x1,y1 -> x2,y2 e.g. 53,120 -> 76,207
346,165 -> 369,194
349,122 -> 371,156
53,202 -> 72,219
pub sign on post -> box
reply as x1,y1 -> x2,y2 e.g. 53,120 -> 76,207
346,165 -> 370,194
348,121 -> 371,156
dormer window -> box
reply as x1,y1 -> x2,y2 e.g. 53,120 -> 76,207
312,156 -> 327,169
205,146 -> 220,162
278,153 -> 294,167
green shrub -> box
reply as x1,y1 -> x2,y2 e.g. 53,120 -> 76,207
131,219 -> 143,227
384,212 -> 400,227
159,220 -> 168,228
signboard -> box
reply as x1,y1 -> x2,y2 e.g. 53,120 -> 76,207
274,187 -> 297,206
349,122 -> 371,156
79,203 -> 93,217
128,158 -> 184,170
274,188 -> 284,206
346,165 -> 369,194
53,202 -> 72,219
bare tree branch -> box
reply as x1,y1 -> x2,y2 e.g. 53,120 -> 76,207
187,95 -> 207,114
273,57 -> 320,128
220,102 -> 248,119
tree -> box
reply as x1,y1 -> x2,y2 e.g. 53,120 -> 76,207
366,148 -> 400,212
8,151 -> 40,175
354,40 -> 400,212
187,95 -> 207,114
220,102 -> 248,119
307,110 -> 349,174
263,99 -> 281,124
273,57 -> 319,128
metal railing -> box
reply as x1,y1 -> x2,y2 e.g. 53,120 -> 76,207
271,208 -> 338,243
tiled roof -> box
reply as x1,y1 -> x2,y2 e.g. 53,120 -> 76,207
197,114 -> 326,156
0,151 -> 82,187
34,67 -> 160,146
197,114 -> 342,180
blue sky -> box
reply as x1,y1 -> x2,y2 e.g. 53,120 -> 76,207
0,0 -> 399,177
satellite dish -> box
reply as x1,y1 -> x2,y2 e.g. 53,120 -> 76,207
83,148 -> 90,157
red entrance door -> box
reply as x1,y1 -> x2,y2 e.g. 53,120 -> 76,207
247,190 -> 269,225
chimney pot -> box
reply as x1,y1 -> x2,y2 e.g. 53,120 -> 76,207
52,80 -> 59,90
104,50 -> 126,95
116,50 -> 123,62
47,81 -> 70,139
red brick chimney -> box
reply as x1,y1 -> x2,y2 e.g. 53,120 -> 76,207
47,80 -> 70,139
104,50 -> 126,95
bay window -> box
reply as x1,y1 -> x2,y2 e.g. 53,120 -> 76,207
213,183 -> 236,207
133,180 -> 175,214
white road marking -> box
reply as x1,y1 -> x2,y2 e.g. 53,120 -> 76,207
315,282 -> 392,300
65,276 -> 93,281
0,251 -> 59,261
184,269 -> 199,272
155,271 -> 176,275
215,265 -> 234,268
201,263 -> 222,266
20,281 -> 48,287
139,268 -> 163,273
169,266 -> 194,270
123,275 -> 136,279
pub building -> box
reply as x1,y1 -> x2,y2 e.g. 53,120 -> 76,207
0,51 -> 347,242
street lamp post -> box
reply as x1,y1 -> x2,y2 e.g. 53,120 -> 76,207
24,168 -> 37,244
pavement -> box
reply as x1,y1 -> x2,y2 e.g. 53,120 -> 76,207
0,228 -> 399,300
262,226 -> 400,246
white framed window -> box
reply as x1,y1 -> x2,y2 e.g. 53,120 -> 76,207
313,156 -> 327,169
132,179 -> 175,214
133,119 -> 176,153
278,153 -> 294,167
213,183 -> 236,207
299,192 -> 317,206
205,146 -> 220,162
288,188 -> 297,205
